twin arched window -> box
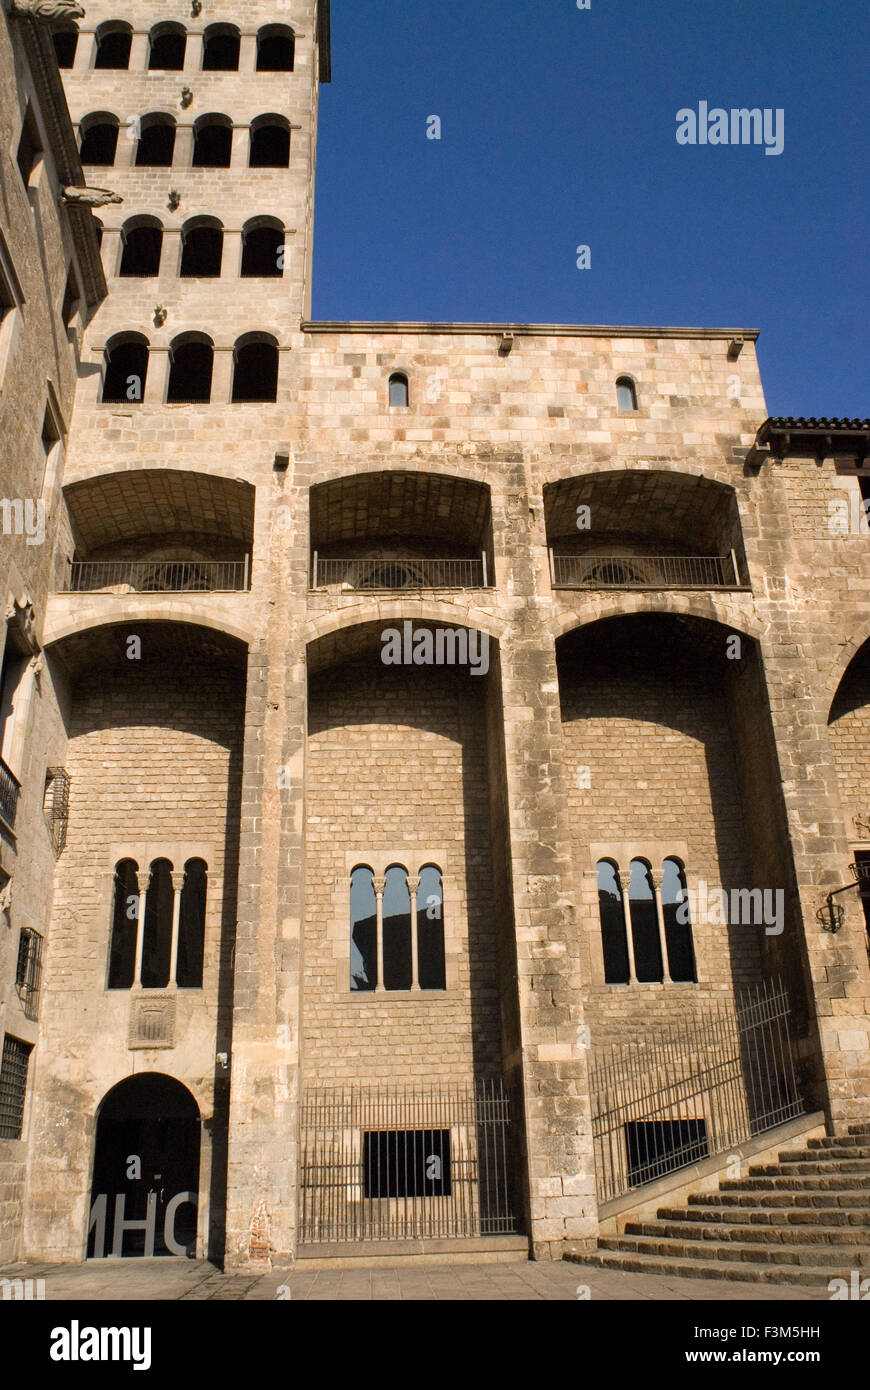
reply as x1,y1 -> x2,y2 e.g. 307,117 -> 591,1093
597,857 -> 696,984
108,857 -> 207,989
350,864 -> 445,992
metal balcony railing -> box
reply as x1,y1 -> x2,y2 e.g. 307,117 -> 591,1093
311,554 -> 488,591
0,757 -> 20,830
62,558 -> 250,594
550,550 -> 742,590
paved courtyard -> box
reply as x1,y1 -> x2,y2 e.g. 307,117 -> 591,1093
0,1258 -> 825,1301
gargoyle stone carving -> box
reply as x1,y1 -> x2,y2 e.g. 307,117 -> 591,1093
60,186 -> 123,207
12,2 -> 85,21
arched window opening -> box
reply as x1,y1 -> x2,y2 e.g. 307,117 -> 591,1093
241,221 -> 284,277
249,118 -> 290,168
350,865 -> 376,992
148,24 -> 186,71
52,25 -> 78,68
193,116 -> 232,168
389,372 -> 409,408
167,335 -> 213,404
119,220 -> 163,277
232,335 -> 278,402
628,858 -> 663,982
202,24 -> 240,71
662,858 -> 697,983
177,858 -> 207,988
180,220 -> 223,277
257,26 -> 295,71
383,865 -> 412,990
135,115 -> 176,167
102,334 -> 149,403
616,376 -> 638,411
107,858 -> 139,989
597,859 -> 629,984
141,859 -> 174,989
417,865 -> 446,990
79,116 -> 119,166
94,23 -> 132,70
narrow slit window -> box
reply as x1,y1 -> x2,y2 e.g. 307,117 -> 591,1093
597,859 -> 629,984
350,865 -> 376,991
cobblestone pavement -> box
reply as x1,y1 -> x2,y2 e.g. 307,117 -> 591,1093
0,1259 -> 826,1301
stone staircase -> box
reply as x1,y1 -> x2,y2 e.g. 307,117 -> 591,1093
570,1124 -> 870,1287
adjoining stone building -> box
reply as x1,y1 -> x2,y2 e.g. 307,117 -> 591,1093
1,0 -> 868,1276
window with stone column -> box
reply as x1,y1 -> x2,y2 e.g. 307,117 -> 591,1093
350,862 -> 446,992
108,856 -> 207,990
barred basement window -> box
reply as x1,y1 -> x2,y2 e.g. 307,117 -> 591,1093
625,1118 -> 708,1187
0,1034 -> 32,1139
16,928 -> 42,1021
363,1129 -> 452,1198
43,767 -> 70,855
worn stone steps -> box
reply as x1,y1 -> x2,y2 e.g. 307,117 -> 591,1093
598,1233 -> 870,1268
657,1203 -> 870,1226
747,1159 -> 870,1176
625,1218 -> 870,1246
569,1248 -> 837,1288
778,1145 -> 870,1162
688,1189 -> 869,1209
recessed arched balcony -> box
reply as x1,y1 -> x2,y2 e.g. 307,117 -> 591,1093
58,470 -> 254,594
544,470 -> 748,591
309,472 -> 493,593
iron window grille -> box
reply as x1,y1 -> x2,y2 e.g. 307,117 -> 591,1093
43,767 -> 70,855
15,928 -> 43,1021
0,1034 -> 32,1139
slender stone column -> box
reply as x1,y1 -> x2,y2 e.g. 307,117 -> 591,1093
372,875 -> 386,992
619,873 -> 636,983
169,870 -> 185,984
649,872 -> 672,983
132,868 -> 148,986
406,875 -> 421,990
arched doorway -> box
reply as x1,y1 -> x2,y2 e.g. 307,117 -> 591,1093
88,1074 -> 200,1258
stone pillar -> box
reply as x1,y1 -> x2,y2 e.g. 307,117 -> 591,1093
650,871 -> 671,983
372,874 -> 385,993
169,870 -> 185,983
239,33 -> 257,72
406,874 -> 421,991
129,32 -> 149,72
132,868 -> 147,986
619,872 -> 637,983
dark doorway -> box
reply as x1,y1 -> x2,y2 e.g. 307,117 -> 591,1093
88,1074 -> 200,1257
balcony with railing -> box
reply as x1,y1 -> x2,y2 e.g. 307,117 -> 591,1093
0,757 -> 20,831
311,553 -> 488,592
550,550 -> 741,591
63,557 -> 250,593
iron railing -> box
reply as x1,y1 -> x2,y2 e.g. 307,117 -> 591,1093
62,558 -> 250,593
310,554 -> 488,591
299,1079 -> 516,1243
44,767 -> 70,856
589,978 -> 803,1203
16,927 -> 42,1021
550,551 -> 741,590
0,757 -> 20,830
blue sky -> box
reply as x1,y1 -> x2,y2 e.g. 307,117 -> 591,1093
312,0 -> 868,417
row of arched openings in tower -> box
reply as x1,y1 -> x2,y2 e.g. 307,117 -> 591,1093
350,864 -> 446,992
114,218 -> 285,279
79,113 -> 291,169
108,858 -> 208,991
54,22 -> 295,73
102,332 -> 279,404
597,857 -> 697,984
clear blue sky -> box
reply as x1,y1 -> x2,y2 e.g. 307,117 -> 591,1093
312,0 -> 868,417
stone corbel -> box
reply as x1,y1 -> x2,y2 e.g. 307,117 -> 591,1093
11,1 -> 85,21
0,877 -> 12,914
60,187 -> 123,208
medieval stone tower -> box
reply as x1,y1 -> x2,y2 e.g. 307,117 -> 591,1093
1,0 -> 869,1280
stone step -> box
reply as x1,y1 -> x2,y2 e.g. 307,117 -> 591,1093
748,1159 -> 870,1176
719,1175 -> 870,1192
658,1203 -> 870,1227
625,1218 -> 870,1247
808,1134 -> 870,1151
778,1145 -> 870,1163
598,1234 -> 870,1269
689,1190 -> 870,1209
567,1249 -> 836,1288
848,1124 -> 870,1136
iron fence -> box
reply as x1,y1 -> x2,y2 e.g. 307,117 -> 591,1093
299,1079 -> 516,1243
589,978 -> 803,1203
550,551 -> 741,590
0,757 -> 20,830
63,558 -> 250,593
310,555 -> 488,591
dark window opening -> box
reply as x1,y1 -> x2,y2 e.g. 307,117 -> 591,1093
350,866 -> 376,992
141,859 -> 173,989
17,106 -> 43,186
202,27 -> 239,71
149,28 -> 186,70
93,218 -> 104,250
257,30 -> 295,71
249,123 -> 290,168
232,339 -> 278,402
616,376 -> 638,411
661,858 -> 697,983
177,859 -> 206,988
0,1034 -> 32,1140
417,865 -> 446,990
382,865 -> 412,991
119,224 -> 162,277
108,859 -> 139,989
79,121 -> 118,166
136,121 -> 176,168
628,859 -> 662,982
167,340 -> 213,404
626,1119 -> 708,1187
389,373 -> 409,407
855,850 -> 870,940
95,28 -> 132,69
363,1130 -> 452,1199
180,224 -> 223,277
52,27 -> 79,68
598,860 -> 629,984
102,338 -> 148,403
193,122 -> 232,168
241,225 -> 284,277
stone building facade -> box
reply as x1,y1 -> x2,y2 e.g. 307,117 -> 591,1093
0,0 -> 868,1271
